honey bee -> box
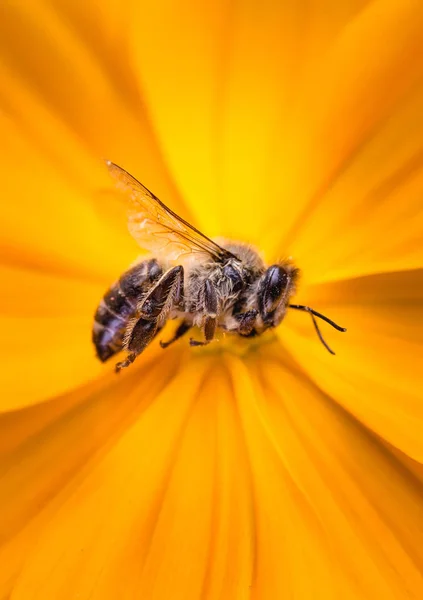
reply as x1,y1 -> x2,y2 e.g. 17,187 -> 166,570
93,162 -> 346,372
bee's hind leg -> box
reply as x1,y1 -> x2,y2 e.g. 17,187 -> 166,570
115,317 -> 158,373
115,352 -> 137,373
117,323 -> 166,372
190,280 -> 218,347
115,266 -> 184,371
160,320 -> 191,349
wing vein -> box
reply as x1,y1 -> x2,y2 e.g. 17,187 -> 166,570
106,161 -> 237,262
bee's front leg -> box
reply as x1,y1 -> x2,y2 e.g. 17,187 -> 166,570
235,309 -> 258,336
116,266 -> 184,371
190,280 -> 218,347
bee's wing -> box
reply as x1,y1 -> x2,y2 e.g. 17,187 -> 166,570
106,161 -> 235,262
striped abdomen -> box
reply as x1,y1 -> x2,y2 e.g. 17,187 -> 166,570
92,258 -> 163,362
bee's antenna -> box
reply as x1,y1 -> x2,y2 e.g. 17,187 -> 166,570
288,304 -> 347,355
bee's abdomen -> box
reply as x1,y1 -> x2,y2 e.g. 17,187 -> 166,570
93,259 -> 163,362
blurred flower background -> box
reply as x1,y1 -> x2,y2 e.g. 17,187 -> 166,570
1,0 -> 423,598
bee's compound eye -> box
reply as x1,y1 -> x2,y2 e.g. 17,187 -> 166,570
223,264 -> 243,293
259,265 -> 289,319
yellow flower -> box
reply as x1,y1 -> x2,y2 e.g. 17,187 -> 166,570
1,0 -> 423,598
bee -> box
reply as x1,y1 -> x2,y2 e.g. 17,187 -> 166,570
93,161 -> 346,372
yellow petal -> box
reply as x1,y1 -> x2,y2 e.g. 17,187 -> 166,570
0,265 -> 104,318
266,0 -> 423,269
129,0 -> 369,245
229,355 -> 423,599
129,0 -> 230,235
0,1 -> 195,274
0,112 -> 133,281
216,0 -> 371,247
286,83 -> 423,286
5,358 -> 213,599
0,0 -> 170,184
0,264 -> 103,410
283,268 -> 423,462
3,345 -> 423,598
0,351 -> 186,598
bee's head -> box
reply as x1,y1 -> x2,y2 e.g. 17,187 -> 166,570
257,263 -> 347,354
258,264 -> 299,328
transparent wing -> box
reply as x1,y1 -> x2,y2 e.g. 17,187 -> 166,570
106,161 -> 235,262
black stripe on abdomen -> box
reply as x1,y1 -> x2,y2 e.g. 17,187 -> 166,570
92,321 -> 125,362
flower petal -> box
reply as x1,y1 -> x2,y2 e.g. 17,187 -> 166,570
285,83 -> 423,285
266,0 -> 423,273
0,350 -> 186,599
129,0 -> 369,244
129,0 -> 231,234
229,355 -> 423,598
0,263 -> 106,410
130,364 -> 253,599
0,0 -> 178,189
0,1 -> 196,278
3,345 -> 423,598
0,265 -> 104,318
215,0 -> 372,246
0,112 -> 133,281
5,358 -> 221,600
283,268 -> 423,462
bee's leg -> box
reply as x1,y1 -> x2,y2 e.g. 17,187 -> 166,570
173,267 -> 185,310
138,266 -> 184,320
116,266 -> 184,371
190,280 -> 218,347
116,317 -> 158,372
236,309 -> 258,336
115,352 -> 136,373
160,320 -> 191,349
